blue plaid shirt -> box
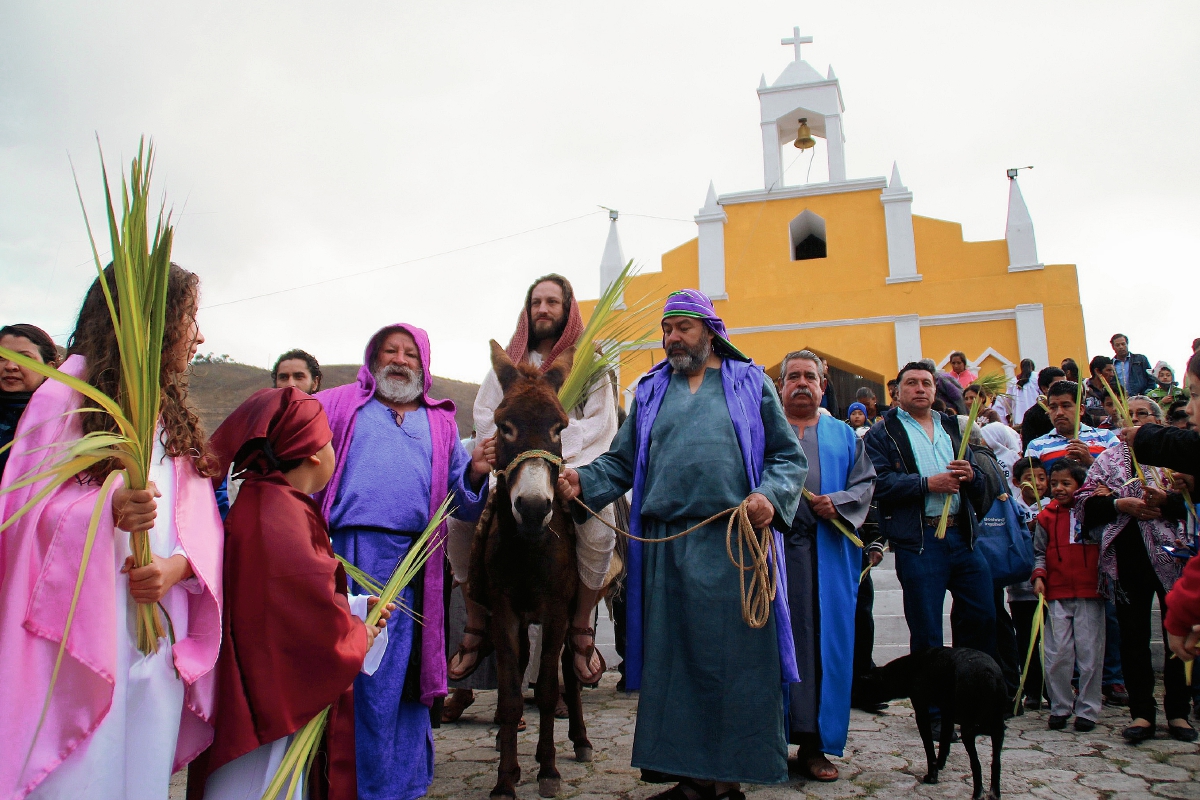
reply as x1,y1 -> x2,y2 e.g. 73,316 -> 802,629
896,408 -> 960,517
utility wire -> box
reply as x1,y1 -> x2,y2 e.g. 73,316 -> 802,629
201,209 -> 603,310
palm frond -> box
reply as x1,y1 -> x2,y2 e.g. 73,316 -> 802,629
935,372 -> 1005,539
261,496 -> 455,799
973,371 -> 1009,398
801,488 -> 863,547
558,261 -> 657,412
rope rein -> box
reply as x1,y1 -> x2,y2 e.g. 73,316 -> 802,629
498,449 -> 563,482
497,448 -> 776,628
572,496 -> 777,629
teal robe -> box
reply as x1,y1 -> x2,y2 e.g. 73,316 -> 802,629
577,368 -> 805,784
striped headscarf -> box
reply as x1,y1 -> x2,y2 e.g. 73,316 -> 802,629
661,289 -> 748,362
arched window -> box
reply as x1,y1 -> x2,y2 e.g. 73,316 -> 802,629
789,209 -> 827,261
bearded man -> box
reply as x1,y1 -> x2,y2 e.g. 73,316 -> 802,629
315,323 -> 491,800
447,274 -> 619,688
559,289 -> 805,800
778,350 -> 877,783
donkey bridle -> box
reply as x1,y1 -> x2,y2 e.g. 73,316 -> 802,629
497,448 -> 563,482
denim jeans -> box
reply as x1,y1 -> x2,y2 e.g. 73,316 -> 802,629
894,526 -> 997,659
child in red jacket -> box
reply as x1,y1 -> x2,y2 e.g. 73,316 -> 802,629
1032,459 -> 1105,732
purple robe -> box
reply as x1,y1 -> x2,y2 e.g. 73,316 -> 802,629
314,322 -> 458,707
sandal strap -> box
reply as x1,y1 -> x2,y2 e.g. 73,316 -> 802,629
567,625 -> 596,638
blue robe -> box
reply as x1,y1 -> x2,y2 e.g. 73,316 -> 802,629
784,415 -> 871,756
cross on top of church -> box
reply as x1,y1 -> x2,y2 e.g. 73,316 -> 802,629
781,26 -> 813,62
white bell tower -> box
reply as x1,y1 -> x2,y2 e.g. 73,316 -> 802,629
757,27 -> 847,189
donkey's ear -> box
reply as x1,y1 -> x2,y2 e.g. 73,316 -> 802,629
490,340 -> 520,394
544,347 -> 575,394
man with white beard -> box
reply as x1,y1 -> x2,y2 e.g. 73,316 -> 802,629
314,323 -> 492,800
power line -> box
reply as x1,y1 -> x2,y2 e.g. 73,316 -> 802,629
623,212 -> 693,224
200,210 -> 603,310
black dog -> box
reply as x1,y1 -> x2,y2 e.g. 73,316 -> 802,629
858,647 -> 1006,800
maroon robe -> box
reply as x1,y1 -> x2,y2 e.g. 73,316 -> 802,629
189,389 -> 369,800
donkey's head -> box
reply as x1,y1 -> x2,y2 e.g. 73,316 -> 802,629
489,340 -> 572,536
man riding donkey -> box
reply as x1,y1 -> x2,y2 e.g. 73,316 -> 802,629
778,350 -> 877,783
559,289 -> 805,800
314,323 -> 492,800
446,274 -> 620,701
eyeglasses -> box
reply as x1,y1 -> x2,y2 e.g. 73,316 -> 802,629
1131,410 -> 1155,418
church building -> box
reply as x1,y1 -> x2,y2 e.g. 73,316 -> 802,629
582,28 -> 1087,411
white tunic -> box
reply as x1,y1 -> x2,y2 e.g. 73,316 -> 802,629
32,437 -> 195,799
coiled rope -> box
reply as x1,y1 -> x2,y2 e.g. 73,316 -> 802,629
573,497 -> 777,629
498,448 -> 777,628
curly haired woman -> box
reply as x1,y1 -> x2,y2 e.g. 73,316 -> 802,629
0,264 -> 225,799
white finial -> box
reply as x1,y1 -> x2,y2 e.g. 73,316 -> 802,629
1005,177 -> 1042,272
826,65 -> 836,80
781,26 -> 813,62
600,215 -> 627,305
702,180 -> 719,211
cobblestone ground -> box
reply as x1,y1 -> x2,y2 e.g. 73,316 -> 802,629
430,673 -> 1200,800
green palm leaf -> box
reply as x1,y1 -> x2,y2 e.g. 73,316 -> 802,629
261,496 -> 455,799
1,138 -> 177,770
558,261 -> 657,412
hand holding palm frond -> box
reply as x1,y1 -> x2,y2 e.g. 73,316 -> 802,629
935,372 -> 1008,539
0,137 -> 177,773
558,261 -> 656,412
261,496 -> 454,800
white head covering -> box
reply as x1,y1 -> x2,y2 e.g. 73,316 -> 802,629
980,421 -> 1022,481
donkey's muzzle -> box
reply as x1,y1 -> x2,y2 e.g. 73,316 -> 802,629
514,495 -> 553,529
509,458 -> 556,531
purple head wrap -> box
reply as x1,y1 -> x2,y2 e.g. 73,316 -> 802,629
661,289 -> 748,362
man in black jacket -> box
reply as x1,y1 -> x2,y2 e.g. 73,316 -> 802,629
864,362 -> 997,658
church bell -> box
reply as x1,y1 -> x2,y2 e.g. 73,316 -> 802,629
793,118 -> 816,150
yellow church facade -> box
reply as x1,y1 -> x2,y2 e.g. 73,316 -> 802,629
582,28 -> 1086,405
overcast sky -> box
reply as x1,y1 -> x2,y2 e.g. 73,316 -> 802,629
3,2 -> 1198,383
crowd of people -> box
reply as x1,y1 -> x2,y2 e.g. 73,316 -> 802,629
2,269 -> 1200,800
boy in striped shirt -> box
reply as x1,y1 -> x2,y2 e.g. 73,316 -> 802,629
1025,380 -> 1118,470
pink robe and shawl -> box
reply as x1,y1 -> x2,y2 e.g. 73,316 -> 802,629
0,355 -> 222,800
313,323 -> 454,707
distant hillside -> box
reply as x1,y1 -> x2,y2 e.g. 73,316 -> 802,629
187,362 -> 479,437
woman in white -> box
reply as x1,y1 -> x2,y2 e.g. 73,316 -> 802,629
0,264 -> 224,800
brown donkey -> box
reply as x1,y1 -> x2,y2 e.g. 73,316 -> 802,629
468,341 -> 594,799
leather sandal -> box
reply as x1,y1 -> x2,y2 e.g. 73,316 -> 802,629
448,626 -> 489,681
801,751 -> 839,782
567,625 -> 607,686
441,689 -> 474,723
646,779 -> 714,800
